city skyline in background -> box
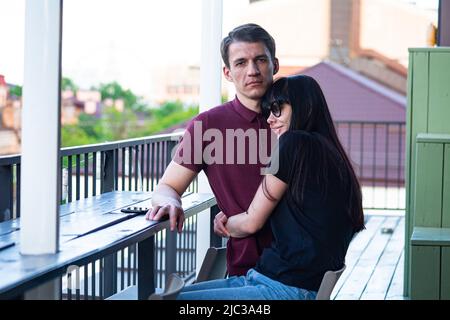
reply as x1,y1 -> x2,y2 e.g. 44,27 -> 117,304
0,0 -> 439,100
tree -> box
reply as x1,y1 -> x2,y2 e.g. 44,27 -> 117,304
98,106 -> 138,141
61,77 -> 78,91
138,104 -> 198,136
61,124 -> 95,147
9,85 -> 22,98
152,100 -> 184,119
95,81 -> 147,113
77,113 -> 103,140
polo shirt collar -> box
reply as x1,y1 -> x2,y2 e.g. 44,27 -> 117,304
231,96 -> 261,123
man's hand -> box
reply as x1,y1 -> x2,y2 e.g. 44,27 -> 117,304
146,204 -> 185,233
214,211 -> 230,238
145,162 -> 197,233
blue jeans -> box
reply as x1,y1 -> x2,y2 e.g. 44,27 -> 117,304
177,268 -> 317,300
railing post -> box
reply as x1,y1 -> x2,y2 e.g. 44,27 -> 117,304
162,140 -> 179,282
165,230 -> 178,280
102,254 -> 118,298
101,150 -> 116,193
24,278 -> 62,300
0,165 -> 13,222
138,236 -> 155,300
210,205 -> 223,247
165,140 -> 177,167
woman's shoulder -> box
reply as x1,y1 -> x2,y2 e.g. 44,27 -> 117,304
281,130 -> 335,144
278,131 -> 338,158
275,131 -> 316,160
280,130 -> 316,138
278,130 -> 315,146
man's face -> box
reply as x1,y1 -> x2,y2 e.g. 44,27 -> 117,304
223,41 -> 278,106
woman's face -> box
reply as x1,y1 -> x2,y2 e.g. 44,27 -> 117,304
267,102 -> 292,138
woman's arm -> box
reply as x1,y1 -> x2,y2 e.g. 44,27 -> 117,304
226,174 -> 288,238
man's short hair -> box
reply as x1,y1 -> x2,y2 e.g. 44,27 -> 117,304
221,23 -> 276,68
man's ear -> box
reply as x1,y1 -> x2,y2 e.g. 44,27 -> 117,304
223,66 -> 233,82
273,58 -> 280,75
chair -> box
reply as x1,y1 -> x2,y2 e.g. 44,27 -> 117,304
195,246 -> 228,283
148,273 -> 185,300
315,264 -> 346,300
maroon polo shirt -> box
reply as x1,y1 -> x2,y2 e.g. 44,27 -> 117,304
173,97 -> 274,276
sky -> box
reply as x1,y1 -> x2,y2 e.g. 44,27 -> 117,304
0,0 -> 248,96
0,0 -> 439,97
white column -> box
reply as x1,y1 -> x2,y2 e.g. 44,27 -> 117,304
20,0 -> 62,255
196,0 -> 223,274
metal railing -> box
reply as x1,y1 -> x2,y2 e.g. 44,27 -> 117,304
0,132 -> 203,299
335,121 -> 406,210
0,132 -> 200,221
62,212 -> 203,300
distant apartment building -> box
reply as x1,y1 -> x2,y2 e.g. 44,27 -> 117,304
151,64 -> 201,105
151,0 -> 436,103
232,0 -> 437,94
103,97 -> 124,112
0,74 -> 106,154
61,90 -> 102,125
0,75 -> 7,109
0,75 -> 21,154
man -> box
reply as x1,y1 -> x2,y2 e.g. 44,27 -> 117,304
146,23 -> 279,276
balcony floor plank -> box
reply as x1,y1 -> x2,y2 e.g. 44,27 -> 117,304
332,214 -> 406,300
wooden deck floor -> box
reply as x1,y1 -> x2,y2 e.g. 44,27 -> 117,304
331,214 -> 406,300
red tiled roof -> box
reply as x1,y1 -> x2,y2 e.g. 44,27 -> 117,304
0,75 -> 6,86
299,61 -> 406,122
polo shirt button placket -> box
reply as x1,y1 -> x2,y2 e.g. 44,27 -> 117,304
256,115 -> 264,129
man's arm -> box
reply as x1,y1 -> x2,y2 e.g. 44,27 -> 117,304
146,161 -> 197,232
225,174 -> 288,238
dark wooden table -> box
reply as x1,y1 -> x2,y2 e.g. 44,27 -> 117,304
0,191 -> 216,300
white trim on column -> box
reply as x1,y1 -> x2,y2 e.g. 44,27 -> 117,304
196,0 -> 223,275
20,0 -> 62,255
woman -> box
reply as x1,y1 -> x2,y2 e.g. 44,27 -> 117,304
178,75 -> 365,300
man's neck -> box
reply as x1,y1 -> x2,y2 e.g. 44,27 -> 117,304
236,93 -> 261,113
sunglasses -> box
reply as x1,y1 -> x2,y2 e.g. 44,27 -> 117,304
267,99 -> 288,118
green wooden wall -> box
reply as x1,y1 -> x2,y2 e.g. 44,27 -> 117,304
410,135 -> 450,299
406,48 -> 450,297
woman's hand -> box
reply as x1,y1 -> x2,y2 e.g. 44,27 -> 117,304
226,175 -> 288,238
213,211 -> 230,238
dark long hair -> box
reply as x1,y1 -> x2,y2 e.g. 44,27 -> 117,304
262,75 -> 365,232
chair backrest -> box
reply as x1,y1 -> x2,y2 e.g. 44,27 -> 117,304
195,246 -> 228,283
316,264 -> 346,300
148,273 -> 185,300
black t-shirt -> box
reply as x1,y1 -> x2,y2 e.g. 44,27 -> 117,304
255,130 -> 355,292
